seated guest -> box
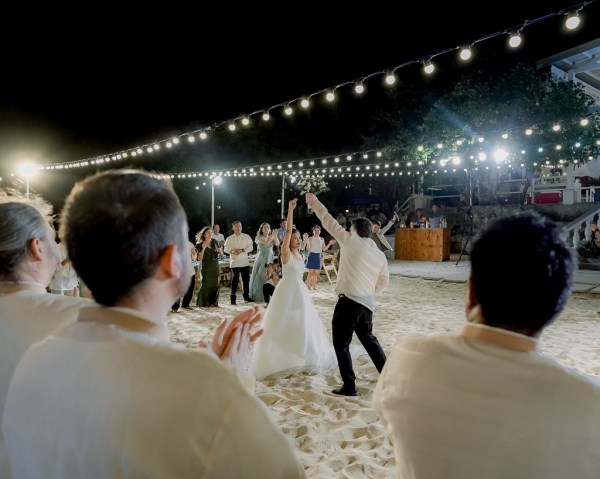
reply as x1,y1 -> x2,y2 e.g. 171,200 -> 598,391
3,170 -> 306,479
408,208 -> 427,228
0,194 -> 93,477
262,259 -> 282,307
428,203 -> 445,228
374,212 -> 600,478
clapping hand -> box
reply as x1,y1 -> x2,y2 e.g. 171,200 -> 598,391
200,305 -> 264,371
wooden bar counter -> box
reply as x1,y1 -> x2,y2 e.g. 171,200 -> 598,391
394,228 -> 451,262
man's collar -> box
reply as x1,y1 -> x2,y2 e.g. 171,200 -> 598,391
461,323 -> 538,352
0,281 -> 47,294
78,306 -> 170,341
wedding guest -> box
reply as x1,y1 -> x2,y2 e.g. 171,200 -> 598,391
212,223 -> 225,251
171,240 -> 197,312
373,212 -> 600,478
276,218 -> 286,252
0,195 -> 93,478
251,199 -> 336,379
262,259 -> 281,307
428,203 -> 445,228
305,225 -> 336,290
276,218 -> 286,242
371,212 -> 398,257
224,221 -> 254,305
408,208 -> 427,228
306,193 -> 389,396
2,170 -> 306,479
249,222 -> 279,303
49,237 -> 80,296
196,226 -> 221,308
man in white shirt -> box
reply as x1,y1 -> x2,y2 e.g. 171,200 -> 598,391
212,223 -> 225,250
3,170 -> 306,479
0,196 -> 93,478
306,193 -> 389,397
224,221 -> 254,305
373,212 -> 600,479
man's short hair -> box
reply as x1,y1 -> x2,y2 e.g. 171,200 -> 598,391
232,220 -> 241,226
373,221 -> 381,227
470,211 -> 575,332
352,217 -> 373,238
60,170 -> 187,306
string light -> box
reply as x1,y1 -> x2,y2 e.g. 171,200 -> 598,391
40,1 -> 595,171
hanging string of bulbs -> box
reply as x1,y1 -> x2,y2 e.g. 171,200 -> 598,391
39,0 -> 596,172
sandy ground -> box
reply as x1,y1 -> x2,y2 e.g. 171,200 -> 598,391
168,275 -> 600,479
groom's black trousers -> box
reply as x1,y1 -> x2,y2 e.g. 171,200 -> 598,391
332,295 -> 387,388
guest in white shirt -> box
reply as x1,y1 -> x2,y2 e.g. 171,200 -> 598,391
0,196 -> 92,478
373,212 -> 600,479
212,223 -> 225,251
49,240 -> 80,296
306,193 -> 389,397
224,221 -> 255,305
3,170 -> 306,479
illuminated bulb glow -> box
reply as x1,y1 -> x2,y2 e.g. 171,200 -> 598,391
459,47 -> 472,61
354,83 -> 365,94
508,33 -> 522,48
385,73 -> 395,85
423,62 -> 435,74
325,91 -> 335,102
565,13 -> 580,30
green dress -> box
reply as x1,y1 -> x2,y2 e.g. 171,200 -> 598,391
197,239 -> 220,307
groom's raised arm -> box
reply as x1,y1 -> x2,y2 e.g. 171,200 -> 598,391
305,193 -> 351,245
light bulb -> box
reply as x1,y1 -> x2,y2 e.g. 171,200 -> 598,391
459,47 -> 472,61
565,12 -> 580,30
508,32 -> 522,48
423,62 -> 435,74
354,83 -> 365,94
385,72 -> 396,85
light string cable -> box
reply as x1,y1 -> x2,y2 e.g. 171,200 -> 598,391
40,0 -> 597,171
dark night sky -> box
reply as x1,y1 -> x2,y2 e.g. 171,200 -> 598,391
1,1 -> 598,227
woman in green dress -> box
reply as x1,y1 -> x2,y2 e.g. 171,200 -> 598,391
196,226 -> 221,307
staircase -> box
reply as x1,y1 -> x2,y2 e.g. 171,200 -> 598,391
564,205 -> 600,248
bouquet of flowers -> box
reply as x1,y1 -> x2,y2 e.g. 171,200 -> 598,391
296,176 -> 329,195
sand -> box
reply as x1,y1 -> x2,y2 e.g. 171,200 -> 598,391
168,274 -> 600,479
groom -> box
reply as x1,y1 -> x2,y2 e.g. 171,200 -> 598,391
306,193 -> 389,396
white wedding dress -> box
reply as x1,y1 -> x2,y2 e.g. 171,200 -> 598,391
251,253 -> 337,380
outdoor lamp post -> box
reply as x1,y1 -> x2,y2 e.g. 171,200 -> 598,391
211,175 -> 222,227
19,163 -> 37,199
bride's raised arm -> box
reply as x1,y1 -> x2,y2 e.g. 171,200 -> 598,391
281,198 -> 297,265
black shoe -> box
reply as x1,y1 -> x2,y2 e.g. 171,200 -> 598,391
243,296 -> 254,302
230,295 -> 237,305
331,386 -> 358,397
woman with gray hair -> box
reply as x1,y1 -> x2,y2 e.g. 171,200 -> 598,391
0,192 -> 92,477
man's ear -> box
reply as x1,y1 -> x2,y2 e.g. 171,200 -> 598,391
159,244 -> 181,279
466,277 -> 478,308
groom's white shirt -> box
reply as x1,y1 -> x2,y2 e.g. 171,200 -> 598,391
311,199 -> 389,311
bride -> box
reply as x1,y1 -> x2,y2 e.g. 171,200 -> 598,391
250,198 -> 337,380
